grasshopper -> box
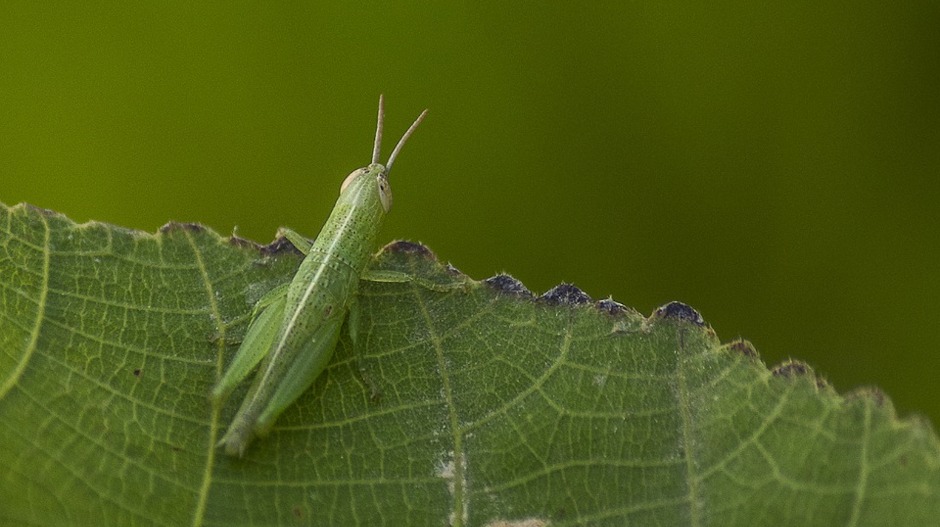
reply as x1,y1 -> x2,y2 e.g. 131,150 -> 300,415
212,96 -> 428,456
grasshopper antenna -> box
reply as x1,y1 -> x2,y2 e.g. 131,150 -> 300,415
372,94 -> 385,165
386,107 -> 429,174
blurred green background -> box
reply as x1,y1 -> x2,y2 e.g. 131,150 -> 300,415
2,4 -> 938,426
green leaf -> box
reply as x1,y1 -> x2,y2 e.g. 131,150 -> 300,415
1,201 -> 938,527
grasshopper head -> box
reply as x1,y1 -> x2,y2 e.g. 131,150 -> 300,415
338,95 -> 426,214
341,163 -> 393,212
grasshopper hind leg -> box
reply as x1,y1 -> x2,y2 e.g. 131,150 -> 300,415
211,291 -> 287,406
253,315 -> 345,436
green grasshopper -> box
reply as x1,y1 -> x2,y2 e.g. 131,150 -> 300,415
212,95 -> 429,457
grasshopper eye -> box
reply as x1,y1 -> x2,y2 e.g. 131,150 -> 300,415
341,168 -> 364,194
377,174 -> 393,212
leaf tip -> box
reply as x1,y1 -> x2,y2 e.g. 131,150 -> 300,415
726,339 -> 759,359
228,234 -> 261,250
380,240 -> 438,260
539,283 -> 593,306
444,262 -> 468,279
24,203 -> 60,217
484,274 -> 534,298
771,359 -> 813,378
595,297 -> 630,316
846,385 -> 889,408
772,359 -> 834,391
652,301 -> 706,326
158,221 -> 206,234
